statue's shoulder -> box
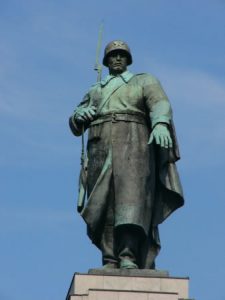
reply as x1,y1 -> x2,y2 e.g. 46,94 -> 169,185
90,81 -> 101,89
87,81 -> 101,93
134,73 -> 159,85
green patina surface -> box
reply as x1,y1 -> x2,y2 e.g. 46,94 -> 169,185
69,43 -> 184,269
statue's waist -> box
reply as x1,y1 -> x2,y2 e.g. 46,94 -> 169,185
90,112 -> 148,126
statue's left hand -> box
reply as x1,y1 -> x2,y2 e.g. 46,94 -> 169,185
148,123 -> 173,148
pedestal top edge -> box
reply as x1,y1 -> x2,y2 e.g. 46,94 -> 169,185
74,271 -> 189,280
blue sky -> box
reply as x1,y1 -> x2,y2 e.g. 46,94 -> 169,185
1,1 -> 225,299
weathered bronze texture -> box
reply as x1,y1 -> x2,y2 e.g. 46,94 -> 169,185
69,40 -> 184,269
103,40 -> 132,66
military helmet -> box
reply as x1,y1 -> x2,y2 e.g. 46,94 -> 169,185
103,40 -> 133,66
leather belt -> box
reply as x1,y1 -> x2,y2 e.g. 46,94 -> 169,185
90,113 -> 147,126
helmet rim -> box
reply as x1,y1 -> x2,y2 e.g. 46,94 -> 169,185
102,40 -> 132,67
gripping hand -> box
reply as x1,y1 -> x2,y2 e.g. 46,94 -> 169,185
74,106 -> 97,124
148,123 -> 173,148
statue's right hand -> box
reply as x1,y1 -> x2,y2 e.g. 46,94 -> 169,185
74,106 -> 97,124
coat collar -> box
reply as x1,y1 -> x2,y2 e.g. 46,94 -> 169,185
100,70 -> 134,86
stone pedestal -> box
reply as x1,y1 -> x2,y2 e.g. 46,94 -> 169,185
66,269 -> 192,300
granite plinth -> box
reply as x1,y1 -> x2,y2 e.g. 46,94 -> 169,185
66,270 -> 190,300
70,289 -> 179,300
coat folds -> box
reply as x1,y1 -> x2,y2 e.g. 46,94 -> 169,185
69,72 -> 184,268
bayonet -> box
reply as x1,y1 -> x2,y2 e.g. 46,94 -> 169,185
77,22 -> 104,213
94,21 -> 104,82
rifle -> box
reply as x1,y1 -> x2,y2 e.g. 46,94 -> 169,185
77,22 -> 104,213
94,22 -> 104,82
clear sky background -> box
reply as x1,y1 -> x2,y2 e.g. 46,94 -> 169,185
0,1 -> 225,300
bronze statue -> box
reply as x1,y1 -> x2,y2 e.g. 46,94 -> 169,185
69,40 -> 184,269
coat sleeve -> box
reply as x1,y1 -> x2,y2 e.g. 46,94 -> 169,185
142,74 -> 172,128
141,74 -> 180,161
69,92 -> 90,136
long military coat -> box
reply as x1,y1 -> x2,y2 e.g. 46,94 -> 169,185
69,71 -> 184,268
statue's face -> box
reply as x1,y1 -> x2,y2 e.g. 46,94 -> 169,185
107,50 -> 128,75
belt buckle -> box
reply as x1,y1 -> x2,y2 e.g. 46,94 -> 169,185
112,113 -> 117,123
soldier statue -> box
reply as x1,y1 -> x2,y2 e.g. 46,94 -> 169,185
69,40 -> 184,269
